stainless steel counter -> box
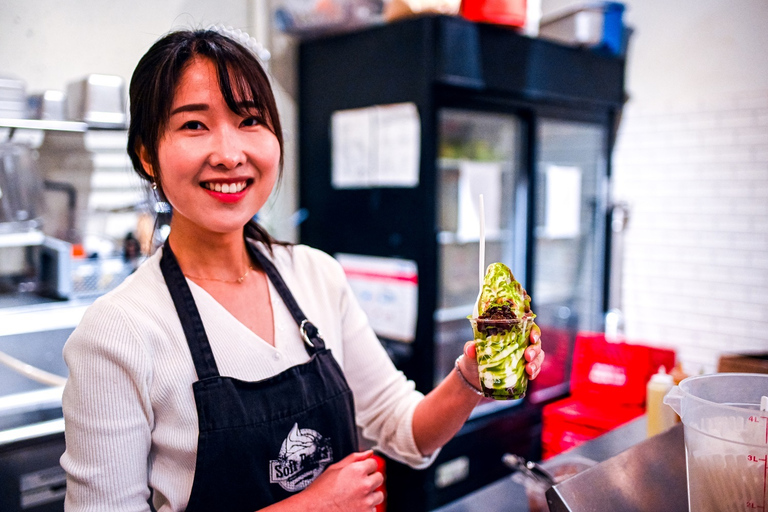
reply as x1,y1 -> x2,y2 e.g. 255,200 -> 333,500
0,299 -> 87,435
547,420 -> 686,512
0,299 -> 86,512
434,416 -> 650,512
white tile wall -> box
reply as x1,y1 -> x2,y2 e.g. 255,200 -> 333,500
613,90 -> 768,375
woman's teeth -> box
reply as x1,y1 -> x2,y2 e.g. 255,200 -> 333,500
202,181 -> 247,193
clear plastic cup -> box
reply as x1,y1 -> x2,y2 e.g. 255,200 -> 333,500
470,316 -> 533,400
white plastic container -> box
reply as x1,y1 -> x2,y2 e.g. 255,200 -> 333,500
538,2 -> 626,56
664,373 -> 768,512
66,75 -> 127,128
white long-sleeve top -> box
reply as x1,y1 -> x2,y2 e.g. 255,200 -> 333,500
61,243 -> 434,512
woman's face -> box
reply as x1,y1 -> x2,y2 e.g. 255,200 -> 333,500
142,57 -> 281,236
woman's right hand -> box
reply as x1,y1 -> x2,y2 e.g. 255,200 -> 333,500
303,450 -> 384,511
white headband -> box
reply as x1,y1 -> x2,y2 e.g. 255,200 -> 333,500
207,24 -> 271,63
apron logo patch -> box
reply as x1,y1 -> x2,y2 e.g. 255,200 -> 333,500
269,423 -> 333,492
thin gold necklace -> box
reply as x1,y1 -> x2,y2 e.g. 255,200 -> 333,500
184,265 -> 255,284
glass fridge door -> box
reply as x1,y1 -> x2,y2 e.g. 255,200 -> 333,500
528,118 -> 608,403
434,109 -> 525,414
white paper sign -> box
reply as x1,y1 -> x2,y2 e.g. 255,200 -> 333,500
330,107 -> 371,188
456,160 -> 503,243
335,253 -> 418,343
331,103 -> 420,189
544,165 -> 582,239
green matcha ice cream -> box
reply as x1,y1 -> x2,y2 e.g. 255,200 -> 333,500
471,263 -> 537,400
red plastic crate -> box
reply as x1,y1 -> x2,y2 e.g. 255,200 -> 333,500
542,398 -> 644,459
540,332 -> 676,458
569,332 -> 675,407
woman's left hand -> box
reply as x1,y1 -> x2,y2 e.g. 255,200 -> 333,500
523,324 -> 544,380
462,324 -> 545,381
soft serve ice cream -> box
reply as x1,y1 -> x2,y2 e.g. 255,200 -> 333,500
471,263 -> 538,400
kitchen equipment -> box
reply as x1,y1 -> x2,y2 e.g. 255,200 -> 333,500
0,143 -> 45,285
0,429 -> 66,512
0,75 -> 27,119
27,91 -> 66,121
546,422 -> 687,511
0,309 -> 74,512
506,452 -> 595,512
66,74 -> 127,128
502,453 -> 556,486
274,0 -> 383,37
0,143 -> 43,295
0,143 -> 44,230
38,236 -> 134,300
539,2 -> 627,56
664,373 -> 768,512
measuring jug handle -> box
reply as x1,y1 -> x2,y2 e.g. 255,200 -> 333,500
662,385 -> 683,416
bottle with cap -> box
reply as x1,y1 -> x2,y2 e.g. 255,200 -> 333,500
646,366 -> 678,437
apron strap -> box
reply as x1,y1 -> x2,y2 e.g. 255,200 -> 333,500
160,240 -> 220,380
246,240 -> 326,352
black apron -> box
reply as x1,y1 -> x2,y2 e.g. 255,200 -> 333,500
158,239 -> 359,511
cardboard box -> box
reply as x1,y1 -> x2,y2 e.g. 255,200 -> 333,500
718,353 -> 768,374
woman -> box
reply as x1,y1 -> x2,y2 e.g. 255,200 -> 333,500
60,28 -> 544,512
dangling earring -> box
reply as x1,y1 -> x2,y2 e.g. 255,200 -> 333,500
151,181 -> 157,191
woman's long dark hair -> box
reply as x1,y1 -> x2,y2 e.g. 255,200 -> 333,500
126,29 -> 286,250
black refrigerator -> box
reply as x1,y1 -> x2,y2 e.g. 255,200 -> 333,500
298,15 -> 626,510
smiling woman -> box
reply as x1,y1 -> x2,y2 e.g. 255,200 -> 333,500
126,31 -> 284,245
58,27 -> 544,512
139,57 -> 281,236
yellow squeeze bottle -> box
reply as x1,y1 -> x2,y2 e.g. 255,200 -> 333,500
646,366 -> 677,437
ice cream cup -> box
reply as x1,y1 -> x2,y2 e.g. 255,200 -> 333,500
470,316 -> 533,400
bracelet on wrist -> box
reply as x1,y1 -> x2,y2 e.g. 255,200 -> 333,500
454,356 -> 483,396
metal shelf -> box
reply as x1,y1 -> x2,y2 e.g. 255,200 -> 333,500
0,118 -> 87,133
0,230 -> 45,248
437,230 -> 512,245
0,387 -> 63,419
0,299 -> 92,337
438,157 -> 511,170
0,418 -> 65,446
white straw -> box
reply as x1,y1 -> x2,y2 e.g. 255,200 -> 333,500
479,194 -> 485,289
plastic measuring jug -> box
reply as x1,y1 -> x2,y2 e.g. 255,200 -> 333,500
664,373 -> 768,512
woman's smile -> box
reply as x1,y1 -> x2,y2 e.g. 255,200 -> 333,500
200,178 -> 255,203
200,179 -> 251,194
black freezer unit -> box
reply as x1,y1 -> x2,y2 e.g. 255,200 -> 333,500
298,15 -> 626,510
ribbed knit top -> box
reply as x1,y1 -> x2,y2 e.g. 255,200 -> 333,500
61,243 -> 433,511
